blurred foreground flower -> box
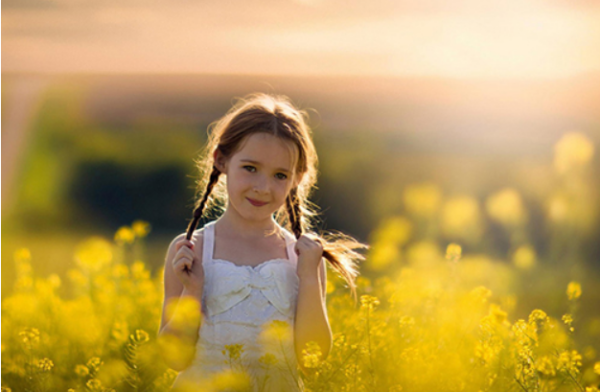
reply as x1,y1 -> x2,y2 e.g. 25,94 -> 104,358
445,243 -> 462,262
302,341 -> 323,369
210,369 -> 252,392
75,237 -> 113,271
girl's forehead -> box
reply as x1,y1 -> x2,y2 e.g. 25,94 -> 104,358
233,133 -> 298,169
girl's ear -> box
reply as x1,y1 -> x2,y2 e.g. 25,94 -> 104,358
213,149 -> 228,173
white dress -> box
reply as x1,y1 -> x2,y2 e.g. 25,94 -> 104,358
171,221 -> 304,392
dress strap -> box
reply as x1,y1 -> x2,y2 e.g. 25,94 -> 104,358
202,221 -> 215,263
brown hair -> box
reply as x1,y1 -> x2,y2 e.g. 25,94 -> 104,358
185,93 -> 366,301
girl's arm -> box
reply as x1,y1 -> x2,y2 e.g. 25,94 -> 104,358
294,258 -> 331,373
158,233 -> 204,371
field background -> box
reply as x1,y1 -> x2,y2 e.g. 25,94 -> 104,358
3,71 -> 600,300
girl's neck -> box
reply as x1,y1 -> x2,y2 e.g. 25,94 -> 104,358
217,208 -> 280,240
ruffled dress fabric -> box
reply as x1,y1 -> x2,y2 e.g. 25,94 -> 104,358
171,221 -> 303,392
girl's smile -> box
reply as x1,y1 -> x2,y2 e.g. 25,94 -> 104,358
246,197 -> 268,207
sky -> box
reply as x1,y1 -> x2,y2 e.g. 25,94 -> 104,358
2,0 -> 600,78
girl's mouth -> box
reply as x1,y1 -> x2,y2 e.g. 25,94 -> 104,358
247,197 -> 268,207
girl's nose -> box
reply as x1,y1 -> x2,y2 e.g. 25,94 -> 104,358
253,176 -> 269,193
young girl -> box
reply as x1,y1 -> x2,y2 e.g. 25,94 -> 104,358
158,93 -> 366,392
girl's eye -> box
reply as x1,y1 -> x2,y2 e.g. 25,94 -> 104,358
276,173 -> 288,180
243,166 -> 256,173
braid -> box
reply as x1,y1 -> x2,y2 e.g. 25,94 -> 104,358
286,187 -> 360,303
286,188 -> 303,239
186,166 -> 221,241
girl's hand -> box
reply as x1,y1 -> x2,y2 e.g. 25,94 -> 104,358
295,234 -> 324,279
173,239 -> 205,294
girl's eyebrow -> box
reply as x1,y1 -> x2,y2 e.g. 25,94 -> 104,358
240,159 -> 291,173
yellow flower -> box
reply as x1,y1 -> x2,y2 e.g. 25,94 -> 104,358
593,361 -> 600,375
37,358 -> 53,371
19,328 -> 40,348
445,243 -> 462,262
86,379 -> 103,392
258,353 -> 278,367
360,295 -> 380,311
260,320 -> 292,344
75,364 -> 90,377
554,131 -> 594,174
114,226 -> 135,245
222,344 -> 244,361
132,220 -> 151,238
133,329 -> 150,344
302,341 -> 323,369
562,314 -> 574,332
485,188 -> 527,227
111,321 -> 129,342
567,281 -> 582,300
528,309 -> 548,325
475,340 -> 502,365
164,297 -> 202,332
86,357 -> 103,371
557,350 -> 583,375
75,237 -> 113,271
333,334 -> 346,348
536,356 -> 556,377
512,245 -> 536,270
210,369 -> 252,391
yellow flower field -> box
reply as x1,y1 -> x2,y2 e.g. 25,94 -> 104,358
2,132 -> 600,391
2,222 -> 599,392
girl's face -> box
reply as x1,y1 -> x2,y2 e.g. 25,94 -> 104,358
216,133 -> 300,223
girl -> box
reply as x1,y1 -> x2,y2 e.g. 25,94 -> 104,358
158,93 -> 366,392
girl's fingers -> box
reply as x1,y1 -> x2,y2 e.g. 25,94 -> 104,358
175,247 -> 195,261
176,239 -> 195,251
180,246 -> 195,258
174,254 -> 192,264
174,258 -> 192,271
